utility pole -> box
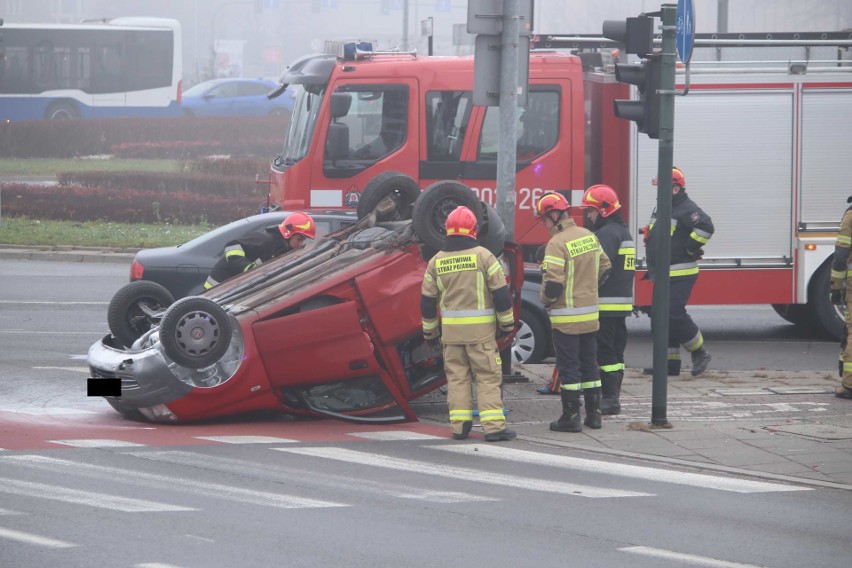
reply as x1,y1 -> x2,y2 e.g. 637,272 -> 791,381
496,0 -> 520,241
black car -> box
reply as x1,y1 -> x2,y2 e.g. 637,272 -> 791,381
129,210 -> 358,299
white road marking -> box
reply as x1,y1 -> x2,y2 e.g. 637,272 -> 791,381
2,455 -> 346,510
274,447 -> 651,499
136,564 -> 185,568
620,546 -> 766,567
0,301 -> 107,305
33,366 -> 90,373
0,508 -> 22,515
0,330 -> 102,335
130,450 -> 496,504
0,407 -> 99,416
431,445 -> 811,493
0,477 -> 194,512
49,439 -> 147,448
0,526 -> 77,549
347,431 -> 445,441
194,436 -> 299,444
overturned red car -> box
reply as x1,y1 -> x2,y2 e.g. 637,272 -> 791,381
87,177 -> 523,423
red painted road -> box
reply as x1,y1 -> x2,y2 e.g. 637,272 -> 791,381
0,408 -> 451,451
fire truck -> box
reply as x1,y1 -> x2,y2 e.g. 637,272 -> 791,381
264,33 -> 852,340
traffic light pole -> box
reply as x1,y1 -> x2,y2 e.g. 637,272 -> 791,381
496,0 -> 519,241
650,4 -> 677,427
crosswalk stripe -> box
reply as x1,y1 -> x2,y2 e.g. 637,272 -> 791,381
620,546 -> 766,567
2,455 -> 345,510
0,508 -> 22,516
347,431 -> 445,441
49,439 -> 147,447
0,526 -> 77,548
0,477 -> 194,513
193,436 -> 299,444
274,447 -> 652,499
129,450 -> 496,504
429,445 -> 811,493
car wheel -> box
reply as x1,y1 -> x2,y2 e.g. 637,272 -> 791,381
45,101 -> 78,120
105,399 -> 148,422
108,281 -> 175,348
159,296 -> 233,369
411,180 -> 481,252
357,171 -> 421,221
511,305 -> 548,364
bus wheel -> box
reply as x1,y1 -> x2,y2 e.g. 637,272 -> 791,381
357,171 -> 420,222
412,180 -> 481,252
45,102 -> 79,120
807,261 -> 845,340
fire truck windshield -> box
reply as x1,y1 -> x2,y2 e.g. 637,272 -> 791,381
280,85 -> 326,164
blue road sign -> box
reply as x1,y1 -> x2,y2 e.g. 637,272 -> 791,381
676,0 -> 695,63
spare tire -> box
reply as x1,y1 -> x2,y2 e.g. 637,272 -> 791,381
107,281 -> 175,348
159,296 -> 232,369
356,171 -> 421,221
412,180 -> 481,252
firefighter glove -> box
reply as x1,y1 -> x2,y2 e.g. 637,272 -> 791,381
691,248 -> 705,260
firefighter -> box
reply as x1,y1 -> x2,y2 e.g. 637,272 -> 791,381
203,211 -> 315,290
536,192 -> 611,432
830,196 -> 852,400
643,167 -> 714,377
420,206 -> 517,442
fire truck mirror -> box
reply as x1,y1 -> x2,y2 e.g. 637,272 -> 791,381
330,92 -> 352,119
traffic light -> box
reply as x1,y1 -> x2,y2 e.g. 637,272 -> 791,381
613,55 -> 661,139
603,15 -> 661,139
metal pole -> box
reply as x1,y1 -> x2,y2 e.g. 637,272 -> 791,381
496,0 -> 519,241
717,0 -> 729,33
402,0 -> 409,50
651,4 -> 678,427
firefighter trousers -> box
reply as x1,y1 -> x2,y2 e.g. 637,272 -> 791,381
443,339 -> 506,435
659,276 -> 703,373
552,330 -> 600,390
841,295 -> 852,391
597,316 -> 627,374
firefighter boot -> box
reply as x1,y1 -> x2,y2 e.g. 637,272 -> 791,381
600,371 -> 622,415
690,347 -> 712,377
583,388 -> 602,429
452,420 -> 473,440
550,390 -> 582,433
836,386 -> 852,399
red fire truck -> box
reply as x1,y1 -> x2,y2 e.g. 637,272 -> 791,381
265,34 -> 852,339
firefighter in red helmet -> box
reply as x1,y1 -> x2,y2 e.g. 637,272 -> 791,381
536,192 -> 611,432
203,212 -> 316,290
421,206 -> 517,441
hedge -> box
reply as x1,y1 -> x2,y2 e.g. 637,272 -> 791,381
56,171 -> 267,198
0,115 -> 290,159
0,183 -> 262,225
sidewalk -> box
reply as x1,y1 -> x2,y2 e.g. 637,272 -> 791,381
0,244 -> 135,264
410,364 -> 852,490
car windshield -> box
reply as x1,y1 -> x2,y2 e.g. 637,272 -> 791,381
182,82 -> 214,97
281,85 -> 325,163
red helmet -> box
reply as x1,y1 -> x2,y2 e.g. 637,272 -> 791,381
671,167 -> 686,188
581,184 -> 621,217
279,212 -> 316,240
535,192 -> 570,218
445,206 -> 478,239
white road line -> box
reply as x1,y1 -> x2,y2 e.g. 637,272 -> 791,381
620,546 -> 766,567
33,366 -> 90,373
49,439 -> 147,448
2,455 -> 346,510
0,407 -> 99,416
347,431 -> 445,441
135,563 -> 185,568
0,526 -> 77,549
130,450 -> 496,505
0,301 -> 107,305
274,447 -> 651,499
0,508 -> 22,515
0,330 -> 102,335
194,436 -> 299,444
0,477 -> 194,513
430,445 -> 811,493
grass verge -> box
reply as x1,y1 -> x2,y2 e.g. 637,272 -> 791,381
0,158 -> 184,177
0,217 -> 210,248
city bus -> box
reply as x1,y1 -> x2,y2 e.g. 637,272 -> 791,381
0,17 -> 182,121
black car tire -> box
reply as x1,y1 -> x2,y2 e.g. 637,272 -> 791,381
807,261 -> 844,340
511,304 -> 548,364
106,399 -> 148,422
357,171 -> 421,221
412,180 -> 481,252
160,297 -> 233,369
45,101 -> 78,120
108,281 -> 175,348
478,202 -> 507,258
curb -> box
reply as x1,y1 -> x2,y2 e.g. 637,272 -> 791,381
0,246 -> 135,264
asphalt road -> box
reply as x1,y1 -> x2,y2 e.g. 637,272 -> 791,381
0,259 -> 848,567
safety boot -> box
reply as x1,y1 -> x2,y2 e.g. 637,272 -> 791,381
550,390 -> 582,432
836,385 -> 852,400
600,371 -> 622,415
484,428 -> 517,442
583,388 -> 602,429
690,347 -> 712,377
452,420 -> 473,440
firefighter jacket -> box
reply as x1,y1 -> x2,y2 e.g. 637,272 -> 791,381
421,237 -> 514,345
540,217 -> 612,335
831,204 -> 852,290
645,190 -> 714,281
204,230 -> 291,289
594,214 -> 635,317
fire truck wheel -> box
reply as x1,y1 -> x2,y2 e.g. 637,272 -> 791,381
357,171 -> 421,221
807,261 -> 845,340
771,304 -> 811,327
412,180 -> 481,252
160,297 -> 233,369
107,281 -> 175,348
